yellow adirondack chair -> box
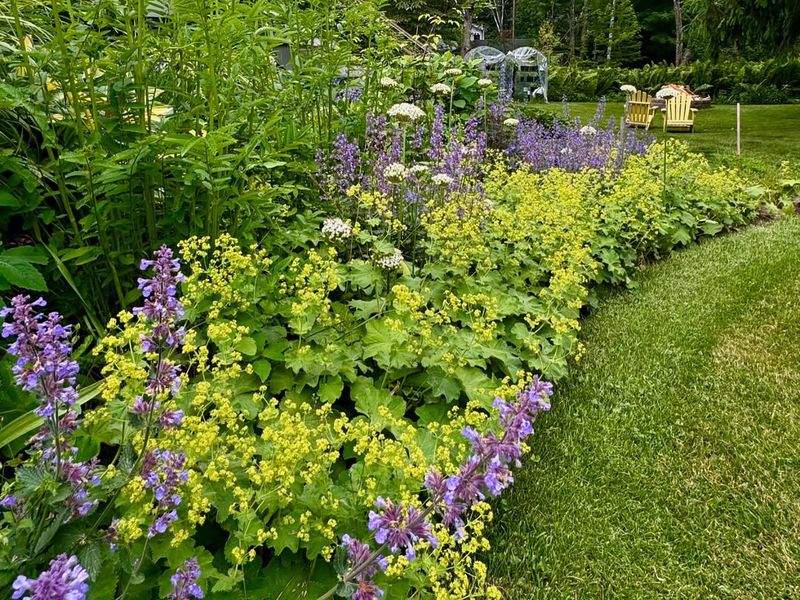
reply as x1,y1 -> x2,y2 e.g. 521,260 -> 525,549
661,93 -> 698,132
625,90 -> 657,130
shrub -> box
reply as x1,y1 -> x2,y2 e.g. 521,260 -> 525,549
549,58 -> 800,103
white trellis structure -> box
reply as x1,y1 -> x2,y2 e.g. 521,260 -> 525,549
505,47 -> 548,102
465,46 -> 507,71
465,45 -> 549,102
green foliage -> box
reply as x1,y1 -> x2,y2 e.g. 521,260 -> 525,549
0,1 -> 775,597
0,0 -> 400,326
0,130 -> 762,598
0,246 -> 47,292
686,0 -> 800,59
549,58 -> 800,102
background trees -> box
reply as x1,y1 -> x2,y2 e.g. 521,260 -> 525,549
386,0 -> 800,66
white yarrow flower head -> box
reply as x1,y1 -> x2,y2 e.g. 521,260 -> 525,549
410,164 -> 430,175
620,84 -> 637,94
445,68 -> 463,77
430,83 -> 452,96
380,76 -> 400,89
377,248 -> 404,270
477,78 -> 493,89
579,125 -> 597,136
384,162 -> 409,183
503,118 -> 520,127
387,102 -> 426,123
321,217 -> 353,241
431,173 -> 454,187
656,87 -> 679,99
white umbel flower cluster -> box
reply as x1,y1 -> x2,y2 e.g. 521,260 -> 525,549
387,102 -> 426,123
321,217 -> 352,241
380,76 -> 400,89
503,118 -> 520,127
445,68 -> 463,77
579,125 -> 597,136
620,84 -> 637,93
430,83 -> 452,96
377,249 -> 404,270
477,78 -> 493,89
431,173 -> 453,187
410,164 -> 430,175
656,87 -> 680,99
384,162 -> 409,183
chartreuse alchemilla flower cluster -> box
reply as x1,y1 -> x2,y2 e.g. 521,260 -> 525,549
2,138 -> 757,599
329,377 -> 553,600
89,238 -> 516,596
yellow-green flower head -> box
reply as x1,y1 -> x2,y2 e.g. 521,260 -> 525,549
445,68 -> 463,77
430,83 -> 452,96
477,78 -> 493,89
503,118 -> 520,127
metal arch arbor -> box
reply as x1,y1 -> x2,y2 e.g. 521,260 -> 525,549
465,45 -> 548,102
464,46 -> 507,69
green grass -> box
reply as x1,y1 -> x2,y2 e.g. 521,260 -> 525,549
487,217 -> 800,599
528,102 -> 800,183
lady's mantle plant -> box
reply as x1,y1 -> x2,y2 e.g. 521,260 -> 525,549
326,378 -> 553,599
0,248 -> 202,598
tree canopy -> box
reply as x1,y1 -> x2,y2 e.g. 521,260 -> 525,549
385,0 -> 800,66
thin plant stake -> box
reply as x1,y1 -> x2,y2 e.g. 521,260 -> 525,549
737,102 -> 741,155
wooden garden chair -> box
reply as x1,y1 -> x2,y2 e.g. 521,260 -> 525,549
625,90 -> 657,130
661,93 -> 698,132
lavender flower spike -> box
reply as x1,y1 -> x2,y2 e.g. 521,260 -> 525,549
169,557 -> 203,600
135,245 -> 186,353
141,448 -> 188,538
341,535 -> 386,600
12,554 -> 89,600
367,497 -> 437,560
1,296 -> 98,516
1,295 -> 79,417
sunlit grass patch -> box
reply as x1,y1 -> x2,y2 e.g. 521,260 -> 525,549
488,218 -> 800,599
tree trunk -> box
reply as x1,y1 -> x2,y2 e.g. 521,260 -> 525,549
491,0 -> 506,38
578,0 -> 589,60
606,0 -> 616,62
568,0 -> 576,61
461,8 -> 473,56
674,0 -> 684,65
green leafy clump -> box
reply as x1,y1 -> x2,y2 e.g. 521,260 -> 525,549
0,133 -> 762,598
548,58 -> 800,102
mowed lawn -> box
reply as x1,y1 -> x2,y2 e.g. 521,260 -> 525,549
487,217 -> 800,598
531,102 -> 800,182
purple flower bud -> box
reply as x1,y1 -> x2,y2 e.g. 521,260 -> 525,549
148,509 -> 178,538
169,557 -> 203,600
160,409 -> 183,428
12,554 -> 89,600
0,495 -> 17,507
367,497 -> 436,558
